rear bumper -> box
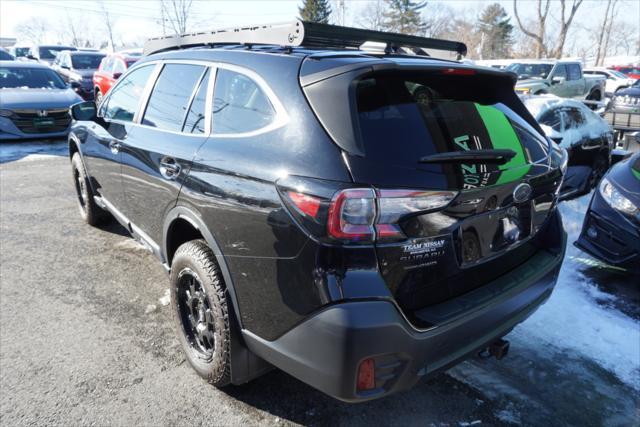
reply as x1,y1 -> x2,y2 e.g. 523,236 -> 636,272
244,218 -> 566,402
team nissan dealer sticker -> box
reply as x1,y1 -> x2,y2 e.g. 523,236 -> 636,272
400,236 -> 448,269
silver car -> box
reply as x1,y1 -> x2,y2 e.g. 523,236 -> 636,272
0,61 -> 83,140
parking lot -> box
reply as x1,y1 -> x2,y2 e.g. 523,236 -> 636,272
0,140 -> 638,426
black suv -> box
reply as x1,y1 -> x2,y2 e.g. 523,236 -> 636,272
68,22 -> 567,402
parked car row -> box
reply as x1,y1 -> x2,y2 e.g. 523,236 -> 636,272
0,44 -> 142,140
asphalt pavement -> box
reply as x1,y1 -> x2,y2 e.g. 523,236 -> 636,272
1,141 -> 638,426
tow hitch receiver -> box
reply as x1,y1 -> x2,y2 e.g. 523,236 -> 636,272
479,338 -> 510,360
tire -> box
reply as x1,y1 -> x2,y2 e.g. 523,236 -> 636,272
170,239 -> 231,387
71,152 -> 109,226
95,89 -> 103,105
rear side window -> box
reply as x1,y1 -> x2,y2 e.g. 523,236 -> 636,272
212,69 -> 275,134
142,63 -> 206,132
102,65 -> 154,122
113,59 -> 126,75
567,64 -> 581,81
355,74 -> 549,170
183,69 -> 210,134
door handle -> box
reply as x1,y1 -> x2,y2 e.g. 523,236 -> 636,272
109,140 -> 121,154
160,157 -> 181,180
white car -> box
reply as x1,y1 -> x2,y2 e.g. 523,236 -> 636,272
584,67 -> 636,96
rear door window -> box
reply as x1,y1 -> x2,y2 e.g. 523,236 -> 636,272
212,69 -> 275,134
567,64 -> 581,81
142,63 -> 206,132
355,74 -> 549,171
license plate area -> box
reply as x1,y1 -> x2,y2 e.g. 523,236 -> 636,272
33,117 -> 55,127
458,203 -> 532,266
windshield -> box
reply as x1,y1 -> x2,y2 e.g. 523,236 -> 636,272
506,63 -> 554,80
610,70 -> 629,79
0,66 -> 67,89
71,54 -> 105,70
355,73 -> 549,178
619,67 -> 640,74
13,47 -> 29,57
38,47 -> 73,59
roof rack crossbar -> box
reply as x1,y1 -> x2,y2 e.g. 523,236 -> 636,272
143,20 -> 467,59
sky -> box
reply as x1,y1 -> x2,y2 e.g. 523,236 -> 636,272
0,0 -> 638,58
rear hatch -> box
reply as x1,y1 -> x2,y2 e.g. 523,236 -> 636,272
301,60 -> 563,317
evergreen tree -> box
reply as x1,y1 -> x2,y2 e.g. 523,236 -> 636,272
299,0 -> 332,24
382,0 -> 427,35
477,3 -> 514,59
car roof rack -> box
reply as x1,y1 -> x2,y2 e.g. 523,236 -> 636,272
143,20 -> 467,60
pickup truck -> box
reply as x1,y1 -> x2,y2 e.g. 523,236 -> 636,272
507,60 -> 605,103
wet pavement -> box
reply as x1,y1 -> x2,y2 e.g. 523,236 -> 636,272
1,141 -> 638,426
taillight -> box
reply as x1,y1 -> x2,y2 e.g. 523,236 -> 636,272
279,178 -> 457,244
327,189 -> 376,241
287,191 -> 321,218
327,188 -> 457,243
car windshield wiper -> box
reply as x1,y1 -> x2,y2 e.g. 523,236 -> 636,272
419,149 -> 517,165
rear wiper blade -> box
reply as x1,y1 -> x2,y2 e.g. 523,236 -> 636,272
419,149 -> 517,165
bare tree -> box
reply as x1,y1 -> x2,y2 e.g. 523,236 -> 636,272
422,3 -> 455,38
15,18 -> 49,45
65,10 -> 88,47
100,1 -> 117,52
548,0 -> 584,58
160,0 -> 194,35
513,0 -> 550,58
595,0 -> 619,65
358,0 -> 386,31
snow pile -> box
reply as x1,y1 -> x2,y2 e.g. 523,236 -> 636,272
523,96 -> 611,149
0,141 -> 68,163
512,196 -> 640,390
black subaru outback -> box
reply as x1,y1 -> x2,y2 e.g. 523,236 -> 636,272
68,22 -> 567,402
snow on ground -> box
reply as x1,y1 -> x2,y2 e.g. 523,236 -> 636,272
0,140 -> 68,163
512,195 -> 640,390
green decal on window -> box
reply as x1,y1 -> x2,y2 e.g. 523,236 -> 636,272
474,103 -> 530,184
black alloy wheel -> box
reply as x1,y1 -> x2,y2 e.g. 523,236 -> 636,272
176,268 -> 216,359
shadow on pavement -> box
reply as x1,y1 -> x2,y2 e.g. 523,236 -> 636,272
0,139 -> 68,163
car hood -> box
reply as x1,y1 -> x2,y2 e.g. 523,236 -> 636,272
615,86 -> 640,97
0,88 -> 83,109
515,79 -> 547,88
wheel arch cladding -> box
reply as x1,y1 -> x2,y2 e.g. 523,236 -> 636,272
163,206 -> 244,329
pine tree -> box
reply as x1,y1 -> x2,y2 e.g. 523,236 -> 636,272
382,0 -> 427,35
477,3 -> 514,59
299,0 -> 332,24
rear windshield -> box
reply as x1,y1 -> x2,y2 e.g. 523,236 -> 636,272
355,73 -> 549,170
71,54 -> 105,70
39,47 -> 73,59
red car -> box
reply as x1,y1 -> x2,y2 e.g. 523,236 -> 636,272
92,50 -> 141,103
609,65 -> 640,80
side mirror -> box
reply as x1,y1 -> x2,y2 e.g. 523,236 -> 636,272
26,54 -> 36,60
112,72 -> 122,80
61,64 -> 70,69
551,76 -> 566,85
70,101 -> 97,121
